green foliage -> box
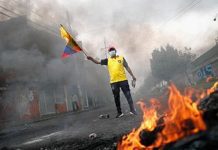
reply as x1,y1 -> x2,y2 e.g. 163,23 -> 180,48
150,44 -> 196,81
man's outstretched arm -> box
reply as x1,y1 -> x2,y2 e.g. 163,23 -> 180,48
87,56 -> 101,64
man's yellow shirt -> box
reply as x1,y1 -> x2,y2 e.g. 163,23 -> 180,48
107,56 -> 127,83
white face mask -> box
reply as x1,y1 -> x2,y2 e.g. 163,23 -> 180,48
109,50 -> 116,57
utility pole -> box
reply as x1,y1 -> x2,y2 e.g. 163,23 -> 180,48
100,38 -> 108,58
104,38 -> 107,58
64,84 -> 69,111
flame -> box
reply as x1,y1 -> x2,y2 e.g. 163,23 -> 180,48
206,80 -> 218,95
118,81 -> 218,150
206,76 -> 213,83
117,100 -> 158,150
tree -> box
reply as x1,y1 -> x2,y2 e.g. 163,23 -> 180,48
150,44 -> 196,81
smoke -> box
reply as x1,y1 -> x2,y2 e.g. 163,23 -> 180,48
59,0 -> 218,87
0,0 -> 114,122
0,48 -> 45,81
0,0 -> 218,121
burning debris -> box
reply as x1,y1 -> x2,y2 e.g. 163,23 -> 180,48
117,81 -> 218,150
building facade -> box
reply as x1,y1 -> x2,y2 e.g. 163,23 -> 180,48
191,43 -> 218,84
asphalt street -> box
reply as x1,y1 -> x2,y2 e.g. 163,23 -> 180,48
0,103 -> 142,149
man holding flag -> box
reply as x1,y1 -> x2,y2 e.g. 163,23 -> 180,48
59,25 -> 137,118
87,47 -> 137,118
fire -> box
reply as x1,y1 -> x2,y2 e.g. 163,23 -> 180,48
117,81 -> 218,150
206,81 -> 218,95
117,100 -> 158,150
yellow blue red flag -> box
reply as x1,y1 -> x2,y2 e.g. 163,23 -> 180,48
60,24 -> 82,58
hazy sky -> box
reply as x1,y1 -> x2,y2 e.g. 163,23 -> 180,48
59,0 -> 218,53
2,0 -> 218,86
55,0 -> 218,84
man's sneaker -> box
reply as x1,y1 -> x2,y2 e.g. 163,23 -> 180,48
116,113 -> 124,118
130,110 -> 137,115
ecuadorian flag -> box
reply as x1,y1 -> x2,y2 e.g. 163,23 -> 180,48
60,24 -> 82,58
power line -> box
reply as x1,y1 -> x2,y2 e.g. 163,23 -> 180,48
148,0 -> 202,45
0,5 -> 19,15
171,0 -> 202,21
0,1 -> 60,33
160,0 -> 202,27
79,0 -> 203,36
0,11 -> 11,18
0,5 -> 59,36
75,1 -> 202,35
165,0 -> 198,21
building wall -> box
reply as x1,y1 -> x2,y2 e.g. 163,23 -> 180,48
193,59 -> 218,81
0,16 -> 71,121
0,16 -> 111,122
191,44 -> 218,83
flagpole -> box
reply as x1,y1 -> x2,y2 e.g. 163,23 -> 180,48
81,49 -> 88,57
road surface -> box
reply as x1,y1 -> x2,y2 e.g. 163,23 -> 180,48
0,103 -> 142,150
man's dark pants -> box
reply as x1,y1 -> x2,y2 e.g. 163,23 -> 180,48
111,80 -> 135,114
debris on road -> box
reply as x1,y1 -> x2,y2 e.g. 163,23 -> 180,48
98,114 -> 110,119
89,133 -> 97,139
